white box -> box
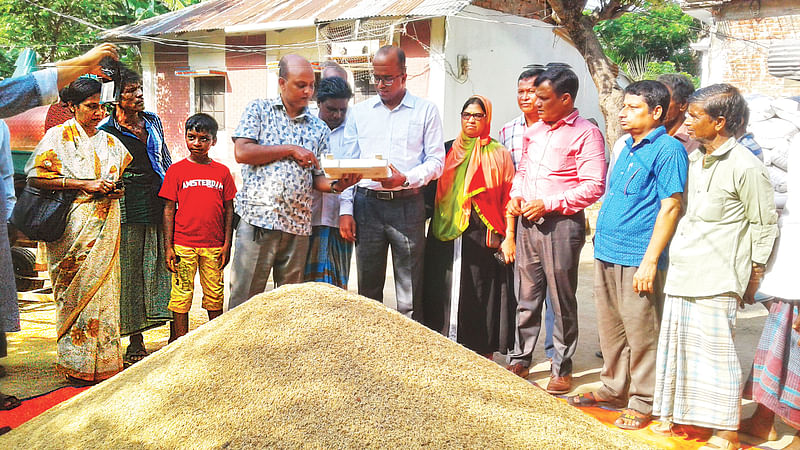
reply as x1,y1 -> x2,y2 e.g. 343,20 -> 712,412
321,157 -> 390,179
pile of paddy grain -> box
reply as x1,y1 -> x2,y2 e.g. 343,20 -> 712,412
1,283 -> 653,449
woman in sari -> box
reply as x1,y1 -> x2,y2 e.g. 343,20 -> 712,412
26,77 -> 131,383
423,95 -> 516,357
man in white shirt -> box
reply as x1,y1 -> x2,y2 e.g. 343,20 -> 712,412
304,76 -> 354,288
339,46 -> 445,321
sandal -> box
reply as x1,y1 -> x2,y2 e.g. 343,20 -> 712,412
614,408 -> 652,430
123,347 -> 149,367
699,435 -> 738,450
650,420 -> 679,437
567,391 -> 622,408
0,394 -> 21,411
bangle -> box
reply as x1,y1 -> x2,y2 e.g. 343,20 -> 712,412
330,180 -> 340,194
61,177 -> 67,188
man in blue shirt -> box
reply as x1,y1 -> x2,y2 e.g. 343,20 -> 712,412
567,80 -> 688,430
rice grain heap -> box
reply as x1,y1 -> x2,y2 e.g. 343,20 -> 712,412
2,283 -> 653,449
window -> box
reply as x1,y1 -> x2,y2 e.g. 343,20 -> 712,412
194,76 -> 225,127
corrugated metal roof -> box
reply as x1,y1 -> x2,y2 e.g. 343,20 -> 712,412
679,0 -> 729,8
102,0 -> 471,38
768,40 -> 800,80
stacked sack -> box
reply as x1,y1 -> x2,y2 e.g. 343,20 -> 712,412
745,94 -> 800,207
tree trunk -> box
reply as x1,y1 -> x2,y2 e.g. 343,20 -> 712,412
546,0 -> 624,148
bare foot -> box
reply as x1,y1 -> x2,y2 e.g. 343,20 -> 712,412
739,415 -> 778,441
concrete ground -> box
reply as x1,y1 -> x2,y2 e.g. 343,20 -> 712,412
1,242 -> 794,447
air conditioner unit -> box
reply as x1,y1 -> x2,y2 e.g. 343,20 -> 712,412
330,40 -> 379,57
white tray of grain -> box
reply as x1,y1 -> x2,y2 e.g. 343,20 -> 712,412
321,154 -> 390,179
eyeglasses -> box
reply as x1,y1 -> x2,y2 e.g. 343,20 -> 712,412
370,74 -> 402,86
461,112 -> 486,120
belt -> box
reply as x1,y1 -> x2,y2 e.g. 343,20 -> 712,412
356,186 -> 422,201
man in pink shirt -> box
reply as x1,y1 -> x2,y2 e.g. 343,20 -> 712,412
506,66 -> 606,394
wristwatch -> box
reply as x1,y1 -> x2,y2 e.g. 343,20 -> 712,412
330,180 -> 340,194
401,178 -> 410,188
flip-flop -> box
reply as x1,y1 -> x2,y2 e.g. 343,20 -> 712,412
0,394 -> 21,411
650,421 -> 679,437
123,348 -> 149,367
699,435 -> 738,450
614,409 -> 652,430
567,392 -> 622,408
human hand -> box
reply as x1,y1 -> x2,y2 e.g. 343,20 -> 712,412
107,186 -> 125,199
289,146 -> 318,170
793,314 -> 800,345
220,244 -> 231,268
500,237 -> 516,264
507,197 -> 524,217
521,199 -> 546,221
82,179 -> 115,194
378,164 -> 406,189
632,260 -> 657,294
337,173 -> 362,190
741,264 -> 765,307
339,215 -> 356,242
79,44 -> 119,77
165,247 -> 178,273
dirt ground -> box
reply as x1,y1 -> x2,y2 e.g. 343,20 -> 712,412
1,242 -> 795,447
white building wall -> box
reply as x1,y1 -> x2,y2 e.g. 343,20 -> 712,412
441,6 -> 605,140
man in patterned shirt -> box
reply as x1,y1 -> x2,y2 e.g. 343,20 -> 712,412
228,54 -> 360,309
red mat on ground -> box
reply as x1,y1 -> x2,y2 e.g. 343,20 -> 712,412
564,398 -> 766,449
1,386 -> 89,430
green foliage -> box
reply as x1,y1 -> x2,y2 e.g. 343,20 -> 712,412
618,58 -> 699,87
594,1 -> 700,75
0,0 -> 201,78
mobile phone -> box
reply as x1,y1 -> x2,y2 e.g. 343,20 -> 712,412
494,251 -> 508,265
113,180 -> 124,190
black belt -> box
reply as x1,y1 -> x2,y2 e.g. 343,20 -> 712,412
356,186 -> 422,201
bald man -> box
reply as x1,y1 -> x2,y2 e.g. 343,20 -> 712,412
228,54 -> 359,309
339,46 -> 444,321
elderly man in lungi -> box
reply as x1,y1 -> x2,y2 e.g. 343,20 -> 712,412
651,83 -> 778,450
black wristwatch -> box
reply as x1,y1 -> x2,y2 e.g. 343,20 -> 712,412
330,180 -> 340,194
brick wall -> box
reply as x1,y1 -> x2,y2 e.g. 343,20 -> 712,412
719,14 -> 800,96
400,20 -> 432,97
153,43 -> 190,158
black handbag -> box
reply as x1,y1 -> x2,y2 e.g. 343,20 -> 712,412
10,184 -> 78,242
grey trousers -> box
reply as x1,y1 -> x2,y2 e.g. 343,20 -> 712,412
228,221 -> 310,310
594,260 -> 665,415
509,213 -> 584,377
353,190 -> 425,321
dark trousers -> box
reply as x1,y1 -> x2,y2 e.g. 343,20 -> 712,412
353,191 -> 426,321
510,212 -> 585,377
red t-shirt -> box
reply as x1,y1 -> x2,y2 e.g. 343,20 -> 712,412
159,158 -> 237,248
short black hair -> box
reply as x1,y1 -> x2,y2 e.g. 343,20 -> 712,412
185,113 -> 218,138
534,66 -> 579,100
656,73 -> 695,105
59,77 -> 102,106
317,77 -> 352,104
688,83 -> 748,135
375,45 -> 406,72
461,97 -> 486,114
624,80 -> 670,120
518,68 -> 544,82
119,67 -> 142,89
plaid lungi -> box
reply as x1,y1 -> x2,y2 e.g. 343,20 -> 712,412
743,300 -> 800,429
652,294 -> 741,430
303,226 -> 353,289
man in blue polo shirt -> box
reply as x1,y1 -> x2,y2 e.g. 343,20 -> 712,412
567,80 -> 687,430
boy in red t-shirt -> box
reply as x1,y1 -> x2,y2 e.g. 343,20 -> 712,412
159,113 -> 236,341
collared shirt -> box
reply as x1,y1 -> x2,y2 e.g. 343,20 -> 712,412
509,109 -> 606,215
100,111 -> 171,180
594,126 -> 688,269
0,68 -> 58,119
311,121 -> 346,227
498,114 -> 529,169
665,137 -> 778,298
232,97 -> 329,236
338,91 -> 445,216
738,132 -> 764,161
